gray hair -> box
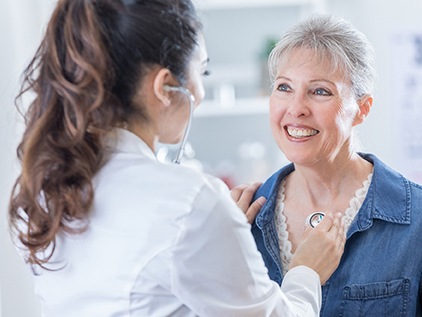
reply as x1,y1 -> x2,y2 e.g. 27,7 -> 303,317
269,14 -> 376,99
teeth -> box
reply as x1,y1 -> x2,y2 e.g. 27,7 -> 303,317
287,128 -> 319,138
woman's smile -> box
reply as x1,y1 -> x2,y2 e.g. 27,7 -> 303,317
284,124 -> 320,140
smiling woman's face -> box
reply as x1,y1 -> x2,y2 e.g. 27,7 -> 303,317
269,48 -> 361,166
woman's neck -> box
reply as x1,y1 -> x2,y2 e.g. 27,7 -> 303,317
127,123 -> 159,153
286,152 -> 373,211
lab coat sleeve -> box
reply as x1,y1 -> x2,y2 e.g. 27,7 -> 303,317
170,176 -> 321,317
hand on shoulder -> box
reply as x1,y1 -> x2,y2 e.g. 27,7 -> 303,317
230,182 -> 266,224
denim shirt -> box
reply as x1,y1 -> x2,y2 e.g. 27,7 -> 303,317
251,153 -> 422,316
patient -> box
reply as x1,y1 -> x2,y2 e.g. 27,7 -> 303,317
249,14 -> 422,316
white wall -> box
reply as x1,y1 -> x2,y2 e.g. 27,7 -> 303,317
326,0 -> 422,174
0,2 -> 57,316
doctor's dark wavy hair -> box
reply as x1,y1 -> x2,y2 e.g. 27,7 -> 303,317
9,0 -> 201,268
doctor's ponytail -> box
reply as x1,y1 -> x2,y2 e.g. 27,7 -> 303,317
9,0 -> 201,268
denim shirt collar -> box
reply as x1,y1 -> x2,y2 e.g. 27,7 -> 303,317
254,153 -> 411,236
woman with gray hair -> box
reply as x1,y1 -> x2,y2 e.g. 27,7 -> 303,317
248,14 -> 422,316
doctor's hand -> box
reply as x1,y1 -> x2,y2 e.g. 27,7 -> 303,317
289,212 -> 346,285
230,182 -> 266,225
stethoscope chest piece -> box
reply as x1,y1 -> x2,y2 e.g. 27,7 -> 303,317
306,212 -> 325,228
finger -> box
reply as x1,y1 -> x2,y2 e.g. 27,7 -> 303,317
230,183 -> 250,202
327,212 -> 341,237
245,197 -> 266,224
236,182 -> 262,211
342,232 -> 347,249
238,182 -> 262,200
301,224 -> 313,241
338,233 -> 346,253
336,233 -> 346,261
338,217 -> 345,239
335,217 -> 346,254
339,221 -> 347,250
337,226 -> 344,245
230,188 -> 242,202
314,211 -> 333,232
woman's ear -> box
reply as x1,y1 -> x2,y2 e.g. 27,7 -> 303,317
152,68 -> 178,107
353,95 -> 373,126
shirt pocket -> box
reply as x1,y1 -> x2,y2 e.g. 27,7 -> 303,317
339,279 -> 410,317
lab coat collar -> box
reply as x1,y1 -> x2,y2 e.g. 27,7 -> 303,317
106,128 -> 157,161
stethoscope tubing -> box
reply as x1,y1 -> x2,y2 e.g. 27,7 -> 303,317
164,86 -> 196,164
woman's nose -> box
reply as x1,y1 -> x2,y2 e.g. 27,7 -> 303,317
287,93 -> 310,117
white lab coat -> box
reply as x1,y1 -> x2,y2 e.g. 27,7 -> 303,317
17,128 -> 321,316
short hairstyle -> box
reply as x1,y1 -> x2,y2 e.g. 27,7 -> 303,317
269,14 -> 376,99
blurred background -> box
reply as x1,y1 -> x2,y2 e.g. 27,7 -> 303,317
1,0 -> 422,316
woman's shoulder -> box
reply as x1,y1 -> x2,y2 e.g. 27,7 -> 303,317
254,163 -> 295,199
361,153 -> 422,221
408,181 -> 422,204
363,153 -> 422,191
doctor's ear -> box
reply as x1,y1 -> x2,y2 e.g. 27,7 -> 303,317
353,95 -> 373,126
153,68 -> 178,107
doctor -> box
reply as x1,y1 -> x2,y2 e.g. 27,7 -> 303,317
9,0 -> 345,316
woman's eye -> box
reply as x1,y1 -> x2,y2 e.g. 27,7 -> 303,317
277,84 -> 291,92
202,70 -> 211,77
314,88 -> 331,96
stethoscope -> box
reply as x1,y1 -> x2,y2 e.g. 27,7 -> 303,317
163,85 -> 196,164
306,212 -> 325,228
